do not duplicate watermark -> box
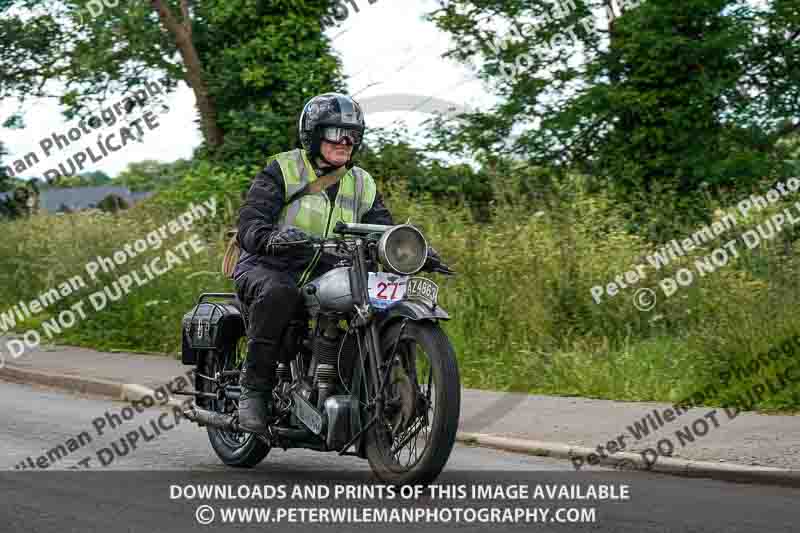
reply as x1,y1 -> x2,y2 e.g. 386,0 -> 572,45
2,79 -> 168,183
13,370 -> 195,470
0,198 -> 217,367
571,333 -> 800,471
590,177 -> 800,310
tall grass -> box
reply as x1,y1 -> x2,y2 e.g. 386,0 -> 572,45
1,171 -> 799,410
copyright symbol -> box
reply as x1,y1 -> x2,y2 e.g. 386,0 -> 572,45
633,288 -> 656,311
195,505 -> 215,525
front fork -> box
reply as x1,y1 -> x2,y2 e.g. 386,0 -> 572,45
353,239 -> 387,413
337,239 -> 405,454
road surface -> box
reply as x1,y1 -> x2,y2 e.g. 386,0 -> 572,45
1,381 -> 797,532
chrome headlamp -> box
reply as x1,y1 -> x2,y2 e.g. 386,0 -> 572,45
377,225 -> 428,276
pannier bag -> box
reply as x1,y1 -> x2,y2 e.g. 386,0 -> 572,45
181,301 -> 244,364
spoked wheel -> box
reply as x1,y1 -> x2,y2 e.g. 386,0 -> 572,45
203,337 -> 270,468
365,321 -> 461,485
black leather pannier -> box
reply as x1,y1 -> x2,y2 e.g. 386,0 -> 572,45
181,294 -> 245,364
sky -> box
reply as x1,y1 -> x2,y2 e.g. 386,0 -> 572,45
0,0 -> 496,179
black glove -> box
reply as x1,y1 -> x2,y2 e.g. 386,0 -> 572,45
423,246 -> 455,275
264,227 -> 315,255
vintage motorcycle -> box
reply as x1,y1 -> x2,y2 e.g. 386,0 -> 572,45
180,222 -> 460,485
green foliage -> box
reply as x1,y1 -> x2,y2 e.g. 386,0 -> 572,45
151,159 -> 258,226
0,201 -> 229,353
428,0 -> 800,235
2,177 -> 35,192
0,0 -> 172,103
193,0 -> 344,163
96,193 -> 130,212
52,171 -> 112,188
356,130 -> 431,192
0,0 -> 341,160
3,171 -> 799,410
79,170 -> 112,186
0,140 -> 8,192
116,159 -> 190,192
356,129 -> 493,218
3,0 -> 799,415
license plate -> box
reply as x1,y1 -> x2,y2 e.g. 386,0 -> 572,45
405,277 -> 439,307
368,272 -> 408,309
292,391 -> 323,435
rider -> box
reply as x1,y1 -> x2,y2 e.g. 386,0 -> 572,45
232,92 -> 450,433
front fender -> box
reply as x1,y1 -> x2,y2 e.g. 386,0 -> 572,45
375,299 -> 450,336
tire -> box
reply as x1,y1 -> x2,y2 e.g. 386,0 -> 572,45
365,321 -> 461,485
202,340 -> 270,468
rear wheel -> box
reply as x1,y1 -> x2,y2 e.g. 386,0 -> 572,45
202,337 -> 270,468
365,321 -> 461,485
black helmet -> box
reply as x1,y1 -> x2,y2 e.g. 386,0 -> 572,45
298,93 -> 365,170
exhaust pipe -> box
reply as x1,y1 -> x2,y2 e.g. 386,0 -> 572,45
183,407 -> 240,432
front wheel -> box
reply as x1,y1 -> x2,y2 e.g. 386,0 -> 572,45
365,321 -> 461,485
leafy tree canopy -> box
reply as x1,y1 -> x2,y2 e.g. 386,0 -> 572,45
51,170 -> 112,188
0,0 -> 342,164
0,140 -> 8,191
428,0 -> 800,228
117,158 -> 190,191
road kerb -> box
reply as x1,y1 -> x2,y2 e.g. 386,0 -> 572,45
457,432 -> 800,487
4,365 -> 799,487
0,365 -> 123,399
120,383 -> 190,410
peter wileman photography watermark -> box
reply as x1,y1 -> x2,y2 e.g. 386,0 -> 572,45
176,484 -> 613,526
13,370 -> 194,470
571,333 -> 800,471
320,0 -> 383,31
1,79 -> 167,183
0,197 -> 217,367
590,176 -> 800,311
488,0 -> 646,78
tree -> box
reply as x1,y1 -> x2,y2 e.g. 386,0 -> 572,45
51,171 -> 111,188
0,140 -> 8,192
428,0 -> 800,230
357,128 -> 493,218
117,159 -> 190,191
97,193 -> 130,212
0,0 -> 342,161
81,170 -> 112,186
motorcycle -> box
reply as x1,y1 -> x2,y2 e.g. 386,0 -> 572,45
180,222 -> 460,485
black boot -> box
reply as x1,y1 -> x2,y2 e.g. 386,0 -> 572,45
237,339 -> 278,433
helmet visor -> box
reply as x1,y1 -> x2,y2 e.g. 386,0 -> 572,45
320,126 -> 363,146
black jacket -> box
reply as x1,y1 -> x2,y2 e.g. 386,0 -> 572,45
233,160 -> 394,282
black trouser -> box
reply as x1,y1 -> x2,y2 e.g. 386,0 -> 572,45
234,265 -> 305,390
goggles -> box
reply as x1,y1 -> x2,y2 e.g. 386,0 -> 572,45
320,126 -> 362,146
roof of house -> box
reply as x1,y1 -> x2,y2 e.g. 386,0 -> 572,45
0,186 -> 154,212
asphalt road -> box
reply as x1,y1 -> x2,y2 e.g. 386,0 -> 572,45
1,382 -> 798,532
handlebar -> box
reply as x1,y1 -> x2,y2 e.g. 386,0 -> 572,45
272,238 -> 350,250
273,233 -> 457,277
333,221 -> 393,235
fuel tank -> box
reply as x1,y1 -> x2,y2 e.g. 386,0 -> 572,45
302,266 -> 355,313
